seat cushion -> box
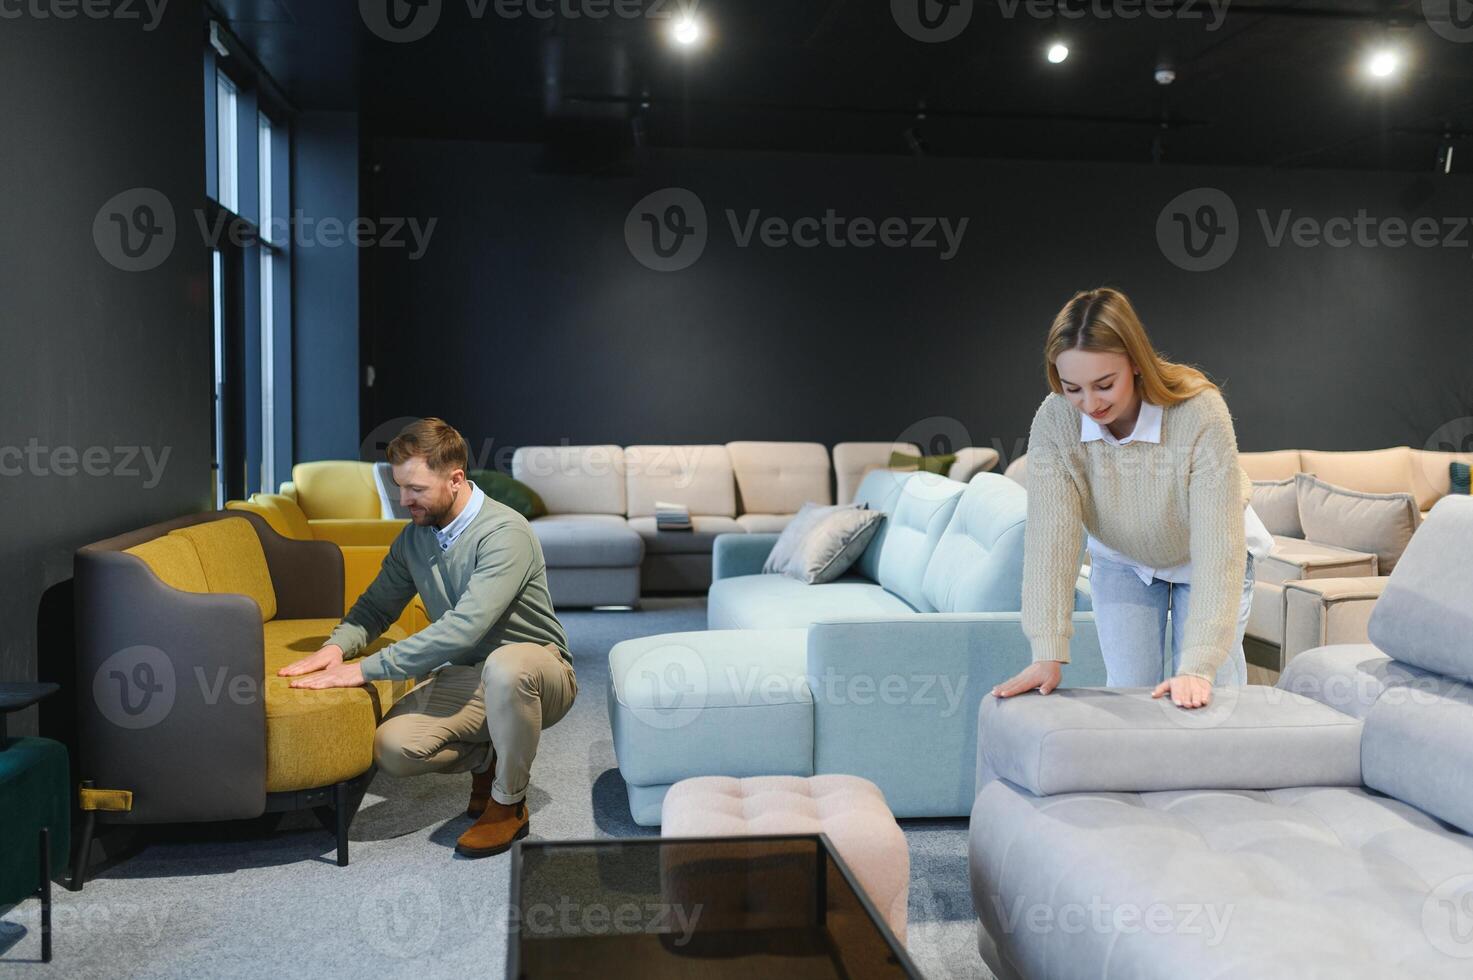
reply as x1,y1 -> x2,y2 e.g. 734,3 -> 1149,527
529,514 -> 643,568
627,515 -> 745,554
971,780 -> 1473,980
608,628 -> 813,788
1256,534 -> 1379,585
261,619 -> 415,792
662,775 -> 909,942
0,737 -> 70,907
707,573 -> 915,630
169,517 -> 277,622
735,513 -> 794,533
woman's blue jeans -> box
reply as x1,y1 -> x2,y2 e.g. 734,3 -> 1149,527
1088,553 -> 1256,687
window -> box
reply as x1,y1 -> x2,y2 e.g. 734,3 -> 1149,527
205,39 -> 292,505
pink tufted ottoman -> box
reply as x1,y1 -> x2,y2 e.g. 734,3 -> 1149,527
661,774 -> 910,942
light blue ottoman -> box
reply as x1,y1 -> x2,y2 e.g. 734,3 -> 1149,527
608,629 -> 813,825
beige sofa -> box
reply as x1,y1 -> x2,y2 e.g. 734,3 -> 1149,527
512,440 -> 1000,602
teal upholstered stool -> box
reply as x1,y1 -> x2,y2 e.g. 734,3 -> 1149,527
1,683 -> 69,963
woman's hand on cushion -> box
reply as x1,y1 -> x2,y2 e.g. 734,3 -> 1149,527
1152,674 -> 1213,709
992,662 -> 1062,699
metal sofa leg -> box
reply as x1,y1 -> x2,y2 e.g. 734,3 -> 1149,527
334,780 -> 350,867
39,826 -> 52,963
69,788 -> 97,893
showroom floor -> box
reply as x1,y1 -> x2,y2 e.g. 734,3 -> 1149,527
0,598 -> 989,979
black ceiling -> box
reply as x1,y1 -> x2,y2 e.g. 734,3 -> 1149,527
211,0 -> 1473,172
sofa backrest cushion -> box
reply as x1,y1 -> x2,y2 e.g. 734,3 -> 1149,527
227,494 -> 313,541
875,474 -> 967,611
1238,449 -> 1302,482
1295,473 -> 1420,574
850,468 -> 913,581
124,535 -> 210,594
169,517 -> 278,622
725,441 -> 831,514
1002,454 -> 1028,487
1367,495 -> 1473,682
1298,447 -> 1413,498
1362,673 -> 1473,836
291,461 -> 382,520
512,445 -> 627,516
921,473 -> 1026,613
946,447 -> 1001,484
624,445 -> 736,518
832,442 -> 919,505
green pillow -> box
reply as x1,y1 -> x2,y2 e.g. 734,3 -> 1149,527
469,470 -> 547,520
889,450 -> 957,476
1452,461 -> 1472,496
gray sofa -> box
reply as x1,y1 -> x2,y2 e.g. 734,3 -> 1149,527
968,493 -> 1473,979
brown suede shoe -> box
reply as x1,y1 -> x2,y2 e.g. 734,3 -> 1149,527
467,767 -> 494,818
455,800 -> 529,859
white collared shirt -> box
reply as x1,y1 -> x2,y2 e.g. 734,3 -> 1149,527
434,482 -> 485,553
1081,401 -> 1274,585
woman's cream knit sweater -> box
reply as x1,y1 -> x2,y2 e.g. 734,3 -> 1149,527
1021,387 -> 1251,681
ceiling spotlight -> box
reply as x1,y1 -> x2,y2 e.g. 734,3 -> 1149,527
1155,68 -> 1176,86
1367,48 -> 1399,78
671,16 -> 702,47
1047,43 -> 1069,64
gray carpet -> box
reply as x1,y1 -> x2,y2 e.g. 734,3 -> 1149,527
0,597 -> 989,978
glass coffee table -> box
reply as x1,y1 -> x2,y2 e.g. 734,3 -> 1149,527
508,833 -> 920,978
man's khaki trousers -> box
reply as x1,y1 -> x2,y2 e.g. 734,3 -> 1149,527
373,642 -> 577,806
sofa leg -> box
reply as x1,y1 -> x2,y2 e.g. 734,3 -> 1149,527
69,797 -> 96,893
311,768 -> 374,867
39,826 -> 52,963
333,781 -> 350,867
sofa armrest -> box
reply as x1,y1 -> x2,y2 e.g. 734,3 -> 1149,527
308,518 -> 408,548
805,612 -> 1105,817
976,685 -> 1363,798
1281,576 -> 1388,664
1256,535 -> 1378,585
278,481 -> 297,502
712,533 -> 780,581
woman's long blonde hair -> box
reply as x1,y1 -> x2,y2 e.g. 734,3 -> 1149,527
1044,288 -> 1216,406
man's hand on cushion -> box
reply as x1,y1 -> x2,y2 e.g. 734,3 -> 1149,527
1152,674 -> 1213,709
278,644 -> 344,678
288,661 -> 365,690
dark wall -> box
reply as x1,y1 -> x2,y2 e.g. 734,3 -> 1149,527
293,111 -> 362,463
359,139 -> 1473,467
0,2 -> 212,736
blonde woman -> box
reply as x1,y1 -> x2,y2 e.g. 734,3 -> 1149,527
993,288 -> 1273,709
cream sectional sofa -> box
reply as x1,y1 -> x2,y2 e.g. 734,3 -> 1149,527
512,440 -> 1000,606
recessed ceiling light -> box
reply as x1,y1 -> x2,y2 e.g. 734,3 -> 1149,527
671,16 -> 703,47
1047,43 -> 1069,64
1367,48 -> 1399,78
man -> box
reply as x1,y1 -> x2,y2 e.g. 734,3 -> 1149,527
278,418 -> 576,858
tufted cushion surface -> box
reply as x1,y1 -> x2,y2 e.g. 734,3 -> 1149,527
971,780 -> 1473,979
663,775 -> 910,941
921,472 -> 1027,613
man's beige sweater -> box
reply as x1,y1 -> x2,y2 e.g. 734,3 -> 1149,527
1021,387 -> 1251,680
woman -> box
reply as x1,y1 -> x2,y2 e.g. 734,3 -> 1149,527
993,288 -> 1273,709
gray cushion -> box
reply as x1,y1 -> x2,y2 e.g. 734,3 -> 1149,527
1251,477 -> 1302,538
528,514 -> 643,568
782,507 -> 883,584
1363,673 -> 1473,836
706,573 -> 915,630
979,686 -> 1363,796
1296,472 -> 1420,573
1368,496 -> 1473,682
626,515 -> 746,555
761,502 -> 854,574
1277,643 -> 1437,720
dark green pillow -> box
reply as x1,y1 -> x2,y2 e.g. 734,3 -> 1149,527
889,450 -> 957,476
1452,461 -> 1472,496
469,470 -> 547,519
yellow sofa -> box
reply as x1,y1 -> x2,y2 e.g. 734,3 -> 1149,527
74,511 -> 420,870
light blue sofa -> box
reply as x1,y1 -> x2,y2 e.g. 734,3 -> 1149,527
608,469 -> 1105,825
969,494 -> 1473,980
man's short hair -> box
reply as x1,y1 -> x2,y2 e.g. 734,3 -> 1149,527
386,418 -> 469,475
